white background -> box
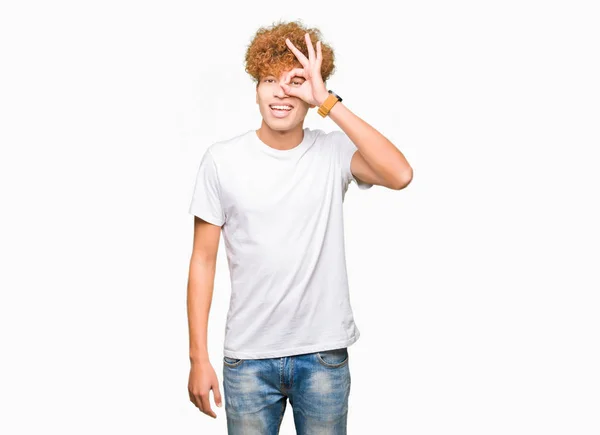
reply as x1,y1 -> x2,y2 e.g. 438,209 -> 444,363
1,1 -> 599,434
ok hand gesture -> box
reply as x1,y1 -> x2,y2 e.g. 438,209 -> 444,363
282,33 -> 329,107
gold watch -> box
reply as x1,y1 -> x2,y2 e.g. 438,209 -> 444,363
317,90 -> 342,117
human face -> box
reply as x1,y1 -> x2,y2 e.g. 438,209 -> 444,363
255,70 -> 312,132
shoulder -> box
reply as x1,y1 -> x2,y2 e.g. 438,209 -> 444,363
306,127 -> 340,151
320,129 -> 357,162
312,128 -> 344,144
320,129 -> 354,151
206,130 -> 253,163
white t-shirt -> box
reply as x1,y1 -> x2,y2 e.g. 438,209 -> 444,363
189,127 -> 373,359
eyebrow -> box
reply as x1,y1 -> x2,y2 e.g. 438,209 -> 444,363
263,75 -> 306,80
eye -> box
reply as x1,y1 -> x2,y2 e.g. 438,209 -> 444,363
292,80 -> 303,85
264,79 -> 275,83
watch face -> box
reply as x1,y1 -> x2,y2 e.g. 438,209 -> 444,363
329,90 -> 342,102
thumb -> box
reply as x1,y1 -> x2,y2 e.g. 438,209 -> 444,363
213,382 -> 223,408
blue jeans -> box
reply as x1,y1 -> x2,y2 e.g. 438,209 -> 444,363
222,347 -> 351,434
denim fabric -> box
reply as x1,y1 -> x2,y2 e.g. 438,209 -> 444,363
222,347 -> 351,434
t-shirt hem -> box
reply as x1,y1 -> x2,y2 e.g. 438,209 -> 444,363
223,332 -> 360,359
352,174 -> 374,190
189,204 -> 224,227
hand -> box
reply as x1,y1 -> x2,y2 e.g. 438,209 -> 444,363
282,33 -> 329,108
188,360 -> 222,419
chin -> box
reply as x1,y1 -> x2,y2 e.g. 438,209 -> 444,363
262,116 -> 293,128
267,123 -> 296,132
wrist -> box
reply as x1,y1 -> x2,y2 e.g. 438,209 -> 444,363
316,91 -> 329,107
190,353 -> 210,364
316,90 -> 343,118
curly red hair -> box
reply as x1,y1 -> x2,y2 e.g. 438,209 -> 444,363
244,20 -> 336,86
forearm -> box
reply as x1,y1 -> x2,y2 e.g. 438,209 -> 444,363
187,257 -> 217,364
318,93 -> 413,187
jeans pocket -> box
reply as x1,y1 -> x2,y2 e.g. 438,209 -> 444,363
316,347 -> 349,368
223,356 -> 244,367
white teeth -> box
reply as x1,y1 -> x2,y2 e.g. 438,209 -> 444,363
271,105 -> 292,111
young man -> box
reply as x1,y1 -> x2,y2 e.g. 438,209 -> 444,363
187,21 -> 412,434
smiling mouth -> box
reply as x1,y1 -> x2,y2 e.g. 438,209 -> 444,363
269,105 -> 294,112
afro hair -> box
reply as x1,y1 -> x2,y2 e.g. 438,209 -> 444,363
244,20 -> 336,86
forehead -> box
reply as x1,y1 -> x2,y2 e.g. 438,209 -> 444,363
261,64 -> 304,79
262,70 -> 304,80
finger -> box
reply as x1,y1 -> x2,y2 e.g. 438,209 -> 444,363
189,389 -> 198,407
213,382 -> 223,408
284,68 -> 307,83
304,33 -> 315,63
285,38 -> 309,67
280,82 -> 298,97
199,394 -> 217,418
316,40 -> 322,64
281,68 -> 305,95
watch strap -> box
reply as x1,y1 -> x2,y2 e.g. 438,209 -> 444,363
317,90 -> 342,117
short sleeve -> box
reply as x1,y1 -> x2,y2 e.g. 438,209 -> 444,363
189,149 -> 226,226
331,131 -> 374,191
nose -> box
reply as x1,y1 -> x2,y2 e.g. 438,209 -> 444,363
273,81 -> 288,98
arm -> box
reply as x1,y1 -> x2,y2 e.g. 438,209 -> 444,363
187,216 -> 223,418
282,34 -> 413,191
322,95 -> 413,190
188,216 -> 221,363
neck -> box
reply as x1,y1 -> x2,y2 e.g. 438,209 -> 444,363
256,121 -> 305,151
